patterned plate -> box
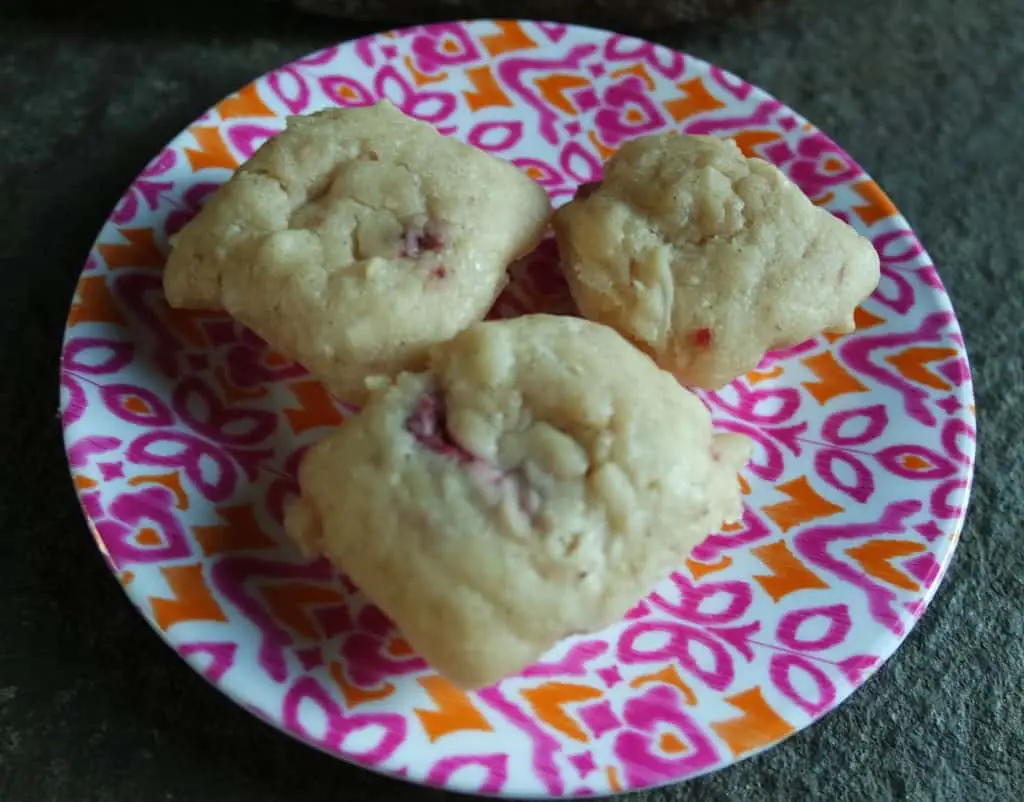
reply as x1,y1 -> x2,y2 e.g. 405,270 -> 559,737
59,20 -> 976,798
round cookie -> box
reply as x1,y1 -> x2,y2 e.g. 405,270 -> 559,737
552,133 -> 881,389
285,314 -> 752,689
164,100 -> 551,403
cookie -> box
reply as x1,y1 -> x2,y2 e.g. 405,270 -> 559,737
285,314 -> 751,689
553,133 -> 881,389
164,100 -> 551,402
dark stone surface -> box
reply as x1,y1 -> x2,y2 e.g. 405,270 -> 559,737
286,0 -> 768,32
1,0 -> 1022,800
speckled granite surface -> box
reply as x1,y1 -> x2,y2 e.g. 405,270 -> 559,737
1,0 -> 1022,799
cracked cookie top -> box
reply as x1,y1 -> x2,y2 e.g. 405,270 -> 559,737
553,133 -> 880,389
285,314 -> 751,688
164,100 -> 551,402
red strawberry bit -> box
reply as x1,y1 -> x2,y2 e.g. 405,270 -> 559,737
693,327 -> 714,349
429,266 -> 447,280
404,389 -> 539,517
400,222 -> 446,259
404,390 -> 474,464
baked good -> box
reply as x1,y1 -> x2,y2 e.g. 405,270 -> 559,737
552,133 -> 881,388
285,314 -> 751,688
164,100 -> 551,402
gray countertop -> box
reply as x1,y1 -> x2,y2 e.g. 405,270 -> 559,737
1,0 -> 1022,799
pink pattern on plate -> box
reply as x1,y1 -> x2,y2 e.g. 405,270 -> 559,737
59,19 -> 975,800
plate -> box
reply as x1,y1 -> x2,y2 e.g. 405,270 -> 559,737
59,20 -> 976,798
